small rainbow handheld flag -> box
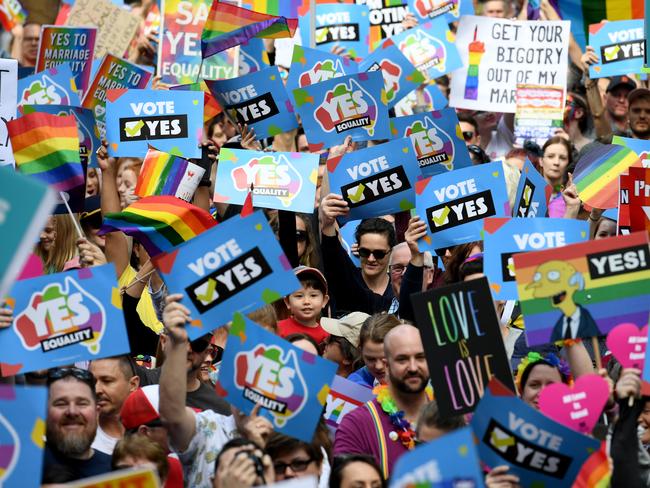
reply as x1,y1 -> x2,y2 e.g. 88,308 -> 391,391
573,441 -> 611,488
202,0 -> 298,58
0,0 -> 27,31
136,147 -> 205,202
7,112 -> 83,192
100,195 -> 217,257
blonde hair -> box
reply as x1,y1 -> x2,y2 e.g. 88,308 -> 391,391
36,215 -> 79,273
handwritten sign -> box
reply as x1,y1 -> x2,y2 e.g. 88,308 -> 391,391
514,84 -> 565,147
411,277 -> 515,416
449,16 -> 570,113
65,0 -> 140,59
0,59 -> 17,166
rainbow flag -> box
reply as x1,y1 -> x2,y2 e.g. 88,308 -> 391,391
7,112 -> 83,193
248,0 -> 302,17
573,144 -> 640,210
573,441 -> 611,488
0,0 -> 27,31
202,0 -> 298,58
553,0 -> 644,48
100,196 -> 217,257
135,147 -> 205,202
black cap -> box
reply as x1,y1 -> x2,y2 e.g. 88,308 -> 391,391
80,195 -> 102,229
606,75 -> 637,93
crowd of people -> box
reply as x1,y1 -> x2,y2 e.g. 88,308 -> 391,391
2,0 -> 650,486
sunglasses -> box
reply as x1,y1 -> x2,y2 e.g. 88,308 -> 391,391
273,457 -> 313,474
295,230 -> 308,242
358,248 -> 391,260
462,131 -> 475,141
47,367 -> 95,387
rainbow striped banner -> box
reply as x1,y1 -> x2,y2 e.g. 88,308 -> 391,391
135,147 -> 205,202
248,0 -> 302,17
7,112 -> 83,193
573,144 -> 641,209
100,195 -> 217,257
202,0 -> 298,58
554,0 -> 644,48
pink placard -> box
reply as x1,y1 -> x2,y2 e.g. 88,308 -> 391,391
538,374 -> 610,434
606,323 -> 648,370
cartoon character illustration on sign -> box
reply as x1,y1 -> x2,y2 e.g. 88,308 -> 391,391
0,413 -> 18,483
464,26 -> 485,100
14,276 -> 107,355
368,58 -> 402,104
526,261 -> 600,341
234,344 -> 308,428
20,75 -> 71,106
299,59 -> 346,87
399,29 -> 447,75
404,115 -> 454,170
231,154 -> 303,207
314,78 -> 378,137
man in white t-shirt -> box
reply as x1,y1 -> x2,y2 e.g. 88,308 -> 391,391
159,294 -> 274,488
89,356 -> 140,454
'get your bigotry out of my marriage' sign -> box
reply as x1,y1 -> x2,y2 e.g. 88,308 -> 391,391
450,16 -> 570,113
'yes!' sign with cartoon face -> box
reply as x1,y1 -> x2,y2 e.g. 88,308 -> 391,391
105,88 -> 203,158
216,314 -> 338,443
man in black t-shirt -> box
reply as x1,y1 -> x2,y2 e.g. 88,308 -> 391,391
42,368 -> 112,483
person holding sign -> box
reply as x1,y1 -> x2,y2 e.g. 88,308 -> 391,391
159,295 -> 275,488
319,194 -> 397,315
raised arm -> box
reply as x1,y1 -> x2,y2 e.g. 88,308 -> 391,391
159,294 -> 197,453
